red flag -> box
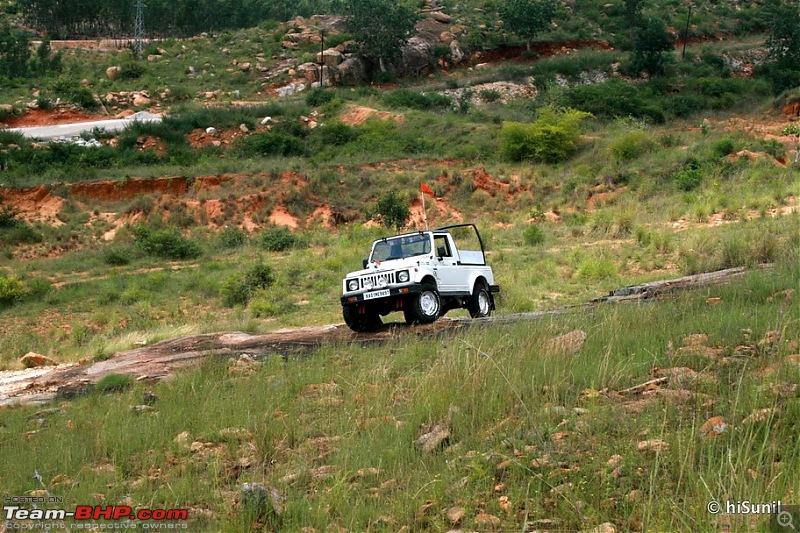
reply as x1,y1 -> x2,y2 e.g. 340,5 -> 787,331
420,183 -> 434,196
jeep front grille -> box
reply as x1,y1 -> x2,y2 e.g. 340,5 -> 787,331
360,271 -> 395,289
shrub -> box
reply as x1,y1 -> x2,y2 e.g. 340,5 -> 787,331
104,246 -> 133,265
564,79 -> 663,122
609,130 -> 656,162
479,89 -> 502,102
522,224 -> 545,246
673,160 -> 704,191
95,374 -> 134,393
119,62 -> 145,79
500,106 -> 592,163
235,132 -> 306,157
577,258 -> 618,279
711,137 -> 736,158
374,190 -> 409,229
133,225 -> 202,259
306,88 -> 335,107
0,204 -> 19,227
218,226 -> 247,248
382,89 -> 452,110
259,226 -> 296,251
222,262 -> 275,307
0,275 -> 25,306
315,121 -> 359,146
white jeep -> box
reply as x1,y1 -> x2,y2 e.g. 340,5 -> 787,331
341,224 -> 500,331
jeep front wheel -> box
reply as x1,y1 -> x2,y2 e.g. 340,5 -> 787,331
467,281 -> 492,318
406,285 -> 441,324
343,305 -> 382,332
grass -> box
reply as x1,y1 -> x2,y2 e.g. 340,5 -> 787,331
0,263 -> 797,530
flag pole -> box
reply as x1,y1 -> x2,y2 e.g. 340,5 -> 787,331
421,189 -> 428,230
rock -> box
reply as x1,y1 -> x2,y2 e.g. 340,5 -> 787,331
548,329 -> 587,354
20,352 -> 57,368
239,123 -> 249,133
446,506 -> 465,525
474,512 -> 501,528
316,49 -> 343,67
287,68 -> 297,77
146,54 -> 162,62
416,423 -> 450,453
607,454 -> 623,468
239,62 -> 251,72
706,297 -> 721,305
699,416 -> 729,438
130,405 -> 155,413
174,431 -> 191,445
637,439 -> 669,453
439,31 -> 455,44
742,408 -> 778,424
132,94 -> 150,107
336,57 -> 367,85
432,12 -> 452,23
240,482 -> 285,518
106,66 -> 120,80
582,522 -> 616,533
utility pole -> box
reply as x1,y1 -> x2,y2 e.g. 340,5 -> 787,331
134,0 -> 146,59
681,3 -> 692,60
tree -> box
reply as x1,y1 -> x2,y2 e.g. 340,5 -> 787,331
631,17 -> 674,76
500,106 -> 592,163
498,0 -> 557,52
340,0 -> 418,73
765,0 -> 800,65
0,24 -> 31,79
374,191 -> 409,230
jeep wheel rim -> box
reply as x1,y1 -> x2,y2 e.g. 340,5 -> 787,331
478,290 -> 490,315
420,291 -> 439,317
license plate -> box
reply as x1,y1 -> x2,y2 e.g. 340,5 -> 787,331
363,289 -> 390,300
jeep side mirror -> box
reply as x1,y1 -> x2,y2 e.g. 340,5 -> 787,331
363,258 -> 368,269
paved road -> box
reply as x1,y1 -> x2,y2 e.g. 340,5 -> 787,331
3,111 -> 163,140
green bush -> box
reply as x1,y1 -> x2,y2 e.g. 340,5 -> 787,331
133,225 -> 202,259
259,226 -> 296,251
95,374 -> 134,393
222,262 -> 275,307
118,62 -> 145,79
609,130 -> 656,163
0,204 -> 19,227
218,226 -> 247,248
673,160 -> 704,191
374,190 -> 409,229
0,275 -> 25,306
522,224 -> 545,246
382,89 -> 452,110
500,106 -> 592,163
103,246 -> 133,265
315,121 -> 360,146
564,79 -> 664,123
711,137 -> 736,157
235,131 -> 306,157
306,88 -> 335,107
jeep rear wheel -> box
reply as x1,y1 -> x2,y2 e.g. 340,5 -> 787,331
467,281 -> 492,318
406,284 -> 441,324
343,305 -> 382,332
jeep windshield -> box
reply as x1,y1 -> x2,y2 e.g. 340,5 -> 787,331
370,234 -> 431,262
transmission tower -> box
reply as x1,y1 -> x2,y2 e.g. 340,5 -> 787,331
134,0 -> 146,58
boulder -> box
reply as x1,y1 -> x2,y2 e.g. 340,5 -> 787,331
335,57 -> 367,86
450,40 -> 465,64
146,54 -> 162,62
20,352 -> 57,368
239,62 -> 251,72
432,12 -> 452,23
106,66 -> 121,80
439,31 -> 454,44
132,94 -> 150,107
316,49 -> 343,67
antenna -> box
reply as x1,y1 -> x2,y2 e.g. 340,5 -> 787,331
134,0 -> 146,58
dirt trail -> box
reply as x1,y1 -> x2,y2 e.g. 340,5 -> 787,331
0,266 -> 754,407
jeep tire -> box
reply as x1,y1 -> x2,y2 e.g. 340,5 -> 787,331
343,305 -> 382,332
406,284 -> 441,324
467,280 -> 492,318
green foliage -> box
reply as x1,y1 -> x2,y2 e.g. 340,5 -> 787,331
630,17 -> 674,76
609,129 -> 656,162
765,0 -> 800,66
133,225 -> 202,260
374,190 -> 409,229
673,159 -> 704,191
564,80 -> 664,123
306,88 -> 335,107
0,24 -> 31,78
498,0 -> 558,50
522,224 -> 545,246
500,106 -> 592,163
711,137 -> 736,158
95,374 -> 134,393
382,89 -> 452,110
103,246 -> 133,266
315,121 -> 360,146
0,275 -> 25,306
218,226 -> 247,249
118,62 -> 145,80
259,226 -> 297,252
235,132 -> 306,158
221,262 -> 275,307
340,0 -> 418,70
0,204 -> 20,228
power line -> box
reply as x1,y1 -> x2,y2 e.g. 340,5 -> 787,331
134,0 -> 146,58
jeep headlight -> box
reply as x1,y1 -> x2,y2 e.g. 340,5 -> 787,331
347,279 -> 359,291
397,270 -> 409,283
363,278 -> 374,290
377,277 -> 388,288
